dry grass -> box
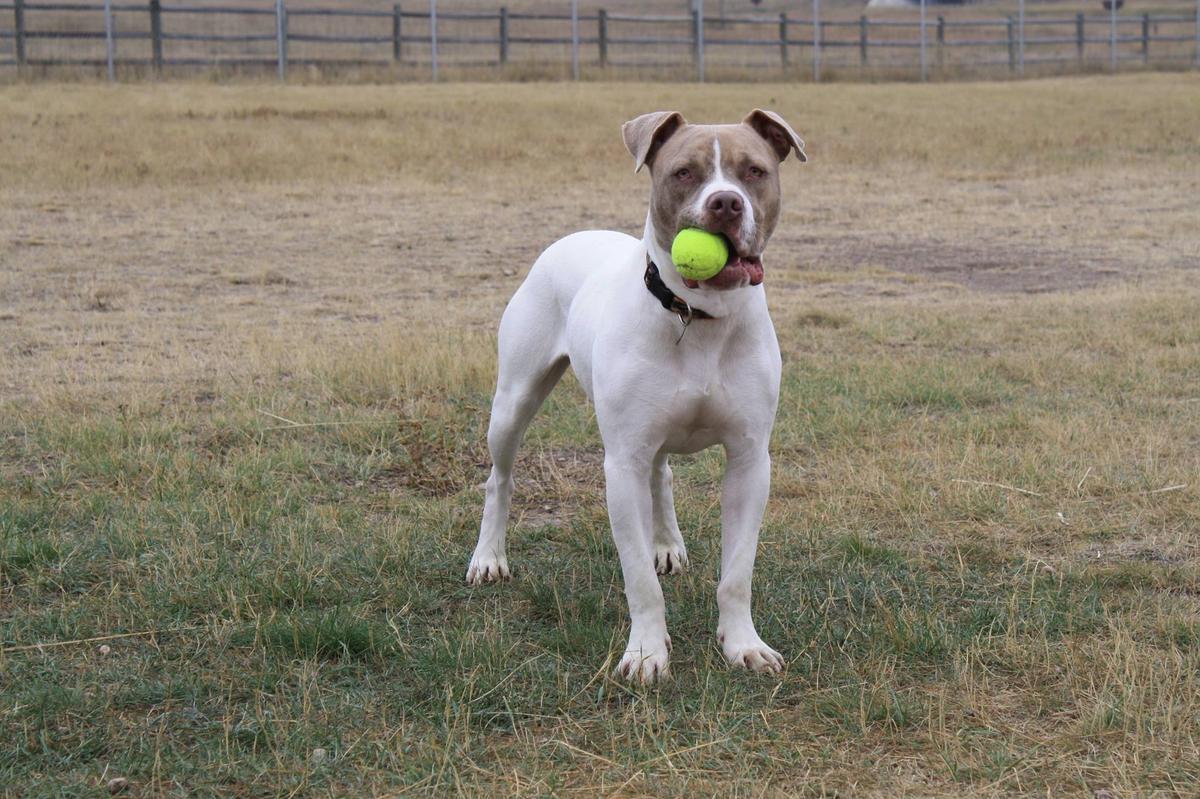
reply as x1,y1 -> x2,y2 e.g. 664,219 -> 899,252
2,76 -> 1197,400
1,76 -> 1199,796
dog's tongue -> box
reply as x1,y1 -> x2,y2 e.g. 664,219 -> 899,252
682,256 -> 764,290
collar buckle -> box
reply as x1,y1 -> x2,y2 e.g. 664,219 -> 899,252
644,259 -> 714,324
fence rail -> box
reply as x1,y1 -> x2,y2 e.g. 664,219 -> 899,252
2,0 -> 1199,80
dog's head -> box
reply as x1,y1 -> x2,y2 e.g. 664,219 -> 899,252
623,110 -> 805,291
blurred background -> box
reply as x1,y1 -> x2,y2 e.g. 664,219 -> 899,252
2,0 -> 1198,81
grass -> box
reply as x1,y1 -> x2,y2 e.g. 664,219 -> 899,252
2,75 -> 1199,795
4,77 -> 1200,193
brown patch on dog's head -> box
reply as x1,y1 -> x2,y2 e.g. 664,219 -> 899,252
622,111 -> 687,173
742,109 -> 807,163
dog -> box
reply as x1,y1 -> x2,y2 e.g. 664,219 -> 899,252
466,109 -> 806,683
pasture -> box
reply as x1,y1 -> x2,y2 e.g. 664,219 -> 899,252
1,75 -> 1199,796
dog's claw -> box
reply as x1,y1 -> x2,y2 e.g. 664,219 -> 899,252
615,637 -> 671,684
465,555 -> 510,585
719,628 -> 784,674
654,545 -> 688,576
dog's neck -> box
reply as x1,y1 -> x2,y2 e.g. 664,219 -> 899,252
642,213 -> 761,320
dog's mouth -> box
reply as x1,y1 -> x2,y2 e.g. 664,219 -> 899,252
680,233 -> 764,290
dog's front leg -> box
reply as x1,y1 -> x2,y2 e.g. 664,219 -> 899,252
605,453 -> 671,683
716,446 -> 783,674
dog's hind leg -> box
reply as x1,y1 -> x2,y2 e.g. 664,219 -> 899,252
467,291 -> 568,585
650,454 -> 688,575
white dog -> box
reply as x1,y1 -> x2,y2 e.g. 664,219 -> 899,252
466,109 -> 806,683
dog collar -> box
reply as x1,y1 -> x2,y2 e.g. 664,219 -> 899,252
644,260 -> 714,321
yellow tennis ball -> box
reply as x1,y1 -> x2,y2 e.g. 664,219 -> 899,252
671,228 -> 729,281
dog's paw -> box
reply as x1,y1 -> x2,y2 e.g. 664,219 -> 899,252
718,628 -> 784,674
466,553 -> 510,585
654,545 -> 688,576
615,635 -> 671,684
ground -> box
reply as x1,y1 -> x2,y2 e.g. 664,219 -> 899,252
1,76 -> 1198,796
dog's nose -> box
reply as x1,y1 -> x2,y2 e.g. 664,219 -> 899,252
705,191 -> 743,221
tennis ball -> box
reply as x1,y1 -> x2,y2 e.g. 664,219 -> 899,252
671,228 -> 729,281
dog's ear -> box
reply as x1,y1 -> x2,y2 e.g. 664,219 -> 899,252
743,109 -> 807,163
622,111 -> 687,173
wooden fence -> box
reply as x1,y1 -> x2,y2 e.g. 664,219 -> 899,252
1,1 -> 1199,80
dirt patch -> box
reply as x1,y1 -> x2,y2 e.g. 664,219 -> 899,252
1075,537 -> 1199,566
783,233 -> 1149,295
505,447 -> 605,529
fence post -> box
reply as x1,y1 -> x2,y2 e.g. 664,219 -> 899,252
430,0 -> 438,81
779,12 -> 788,69
570,0 -> 579,80
598,9 -> 607,67
936,15 -> 944,71
393,4 -> 402,62
104,0 -> 115,81
812,0 -> 820,81
918,0 -> 927,81
693,3 -> 705,82
13,0 -> 25,73
275,0 -> 287,81
1076,12 -> 1084,64
498,6 -> 507,64
150,0 -> 163,74
1017,0 -> 1024,75
1109,0 -> 1116,72
1141,13 -> 1149,63
1006,16 -> 1015,73
859,14 -> 868,66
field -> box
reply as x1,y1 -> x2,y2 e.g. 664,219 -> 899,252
2,75 -> 1199,796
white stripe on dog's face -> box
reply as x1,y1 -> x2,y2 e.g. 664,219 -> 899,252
690,139 -> 755,250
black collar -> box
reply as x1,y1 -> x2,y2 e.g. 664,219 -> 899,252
644,260 -> 714,321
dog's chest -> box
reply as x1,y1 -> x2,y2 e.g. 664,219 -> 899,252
656,362 -> 742,453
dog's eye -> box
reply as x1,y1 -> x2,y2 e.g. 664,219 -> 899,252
674,168 -> 691,181
747,166 -> 766,180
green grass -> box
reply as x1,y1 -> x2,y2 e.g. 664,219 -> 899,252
2,283 -> 1198,796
